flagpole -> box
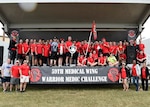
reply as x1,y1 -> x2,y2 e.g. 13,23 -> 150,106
85,31 -> 92,57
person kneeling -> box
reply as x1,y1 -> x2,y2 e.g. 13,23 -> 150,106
77,54 -> 87,66
98,53 -> 107,66
87,53 -> 97,67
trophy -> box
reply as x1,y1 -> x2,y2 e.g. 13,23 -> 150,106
69,44 -> 77,57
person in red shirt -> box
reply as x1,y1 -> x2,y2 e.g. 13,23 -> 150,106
109,42 -> 114,54
131,60 -> 140,91
65,36 -> 72,66
17,39 -> 23,64
22,39 -> 30,63
141,62 -> 149,91
87,53 -> 97,66
117,41 -> 124,55
98,53 -> 107,66
58,39 -> 66,67
10,60 -> 20,92
112,42 -> 118,57
101,38 -> 109,56
137,51 -> 146,64
138,39 -> 145,52
35,39 -> 43,66
77,54 -> 87,66
20,60 -> 30,92
92,50 -> 98,62
30,39 -> 37,66
118,52 -> 127,63
83,40 -> 91,57
43,41 -> 50,66
119,63 -> 129,91
94,41 -> 102,55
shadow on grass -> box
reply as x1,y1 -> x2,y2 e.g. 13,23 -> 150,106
28,84 -> 124,91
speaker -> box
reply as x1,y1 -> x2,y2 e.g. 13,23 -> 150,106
0,46 -> 4,66
126,46 -> 137,64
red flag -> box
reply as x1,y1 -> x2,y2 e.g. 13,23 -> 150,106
91,21 -> 97,40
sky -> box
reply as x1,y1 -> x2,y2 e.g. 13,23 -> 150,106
0,17 -> 150,39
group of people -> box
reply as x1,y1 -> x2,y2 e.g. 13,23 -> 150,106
1,59 -> 30,92
119,61 -> 149,91
8,35 -> 146,67
6,35 -> 149,92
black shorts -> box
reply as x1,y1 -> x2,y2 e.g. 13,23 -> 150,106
9,50 -> 16,60
1,77 -> 11,83
43,56 -> 49,63
50,52 -> 57,60
37,54 -> 43,60
66,52 -> 71,57
17,54 -> 23,59
58,53 -> 65,58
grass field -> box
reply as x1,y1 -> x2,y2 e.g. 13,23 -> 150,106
0,84 -> 149,107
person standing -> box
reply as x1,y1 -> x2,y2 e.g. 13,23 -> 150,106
65,36 -> 72,66
50,37 -> 58,66
120,63 -> 129,91
20,60 -> 30,92
131,60 -> 141,91
1,59 -> 12,92
8,36 -> 17,64
10,60 -> 20,92
141,62 -> 149,91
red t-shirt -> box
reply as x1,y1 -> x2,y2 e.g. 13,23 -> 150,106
102,42 -> 109,54
87,57 -> 94,63
132,64 -> 137,76
11,65 -> 20,78
65,41 -> 72,52
17,43 -> 23,54
92,53 -> 98,60
141,67 -> 146,79
43,44 -> 50,57
119,53 -> 127,60
78,56 -> 86,65
20,64 -> 30,76
83,43 -> 91,52
109,45 -> 114,54
112,45 -> 117,55
98,56 -> 106,64
139,43 -> 145,51
118,45 -> 124,52
75,42 -> 81,53
94,44 -> 101,54
30,43 -> 36,53
137,53 -> 146,59
36,43 -> 43,54
121,68 -> 127,79
23,43 -> 30,53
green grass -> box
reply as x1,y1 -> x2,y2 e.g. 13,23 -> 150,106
0,84 -> 149,107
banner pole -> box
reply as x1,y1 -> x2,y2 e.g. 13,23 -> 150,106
85,31 -> 92,57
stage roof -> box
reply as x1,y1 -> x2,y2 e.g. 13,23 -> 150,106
0,1 -> 149,32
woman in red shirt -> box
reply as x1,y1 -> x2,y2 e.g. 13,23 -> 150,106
87,53 -> 97,66
30,39 -> 37,66
58,39 -> 66,67
120,63 -> 129,91
17,39 -> 23,63
22,39 -> 30,63
137,51 -> 146,64
77,54 -> 87,66
98,53 -> 107,66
